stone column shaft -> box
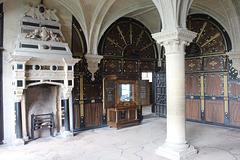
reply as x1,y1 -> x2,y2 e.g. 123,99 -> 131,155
166,50 -> 187,147
152,28 -> 197,160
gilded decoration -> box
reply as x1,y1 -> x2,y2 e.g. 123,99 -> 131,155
99,17 -> 158,75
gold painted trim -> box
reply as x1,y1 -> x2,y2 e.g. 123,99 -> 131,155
196,21 -> 208,43
80,73 -> 84,117
200,74 -> 205,111
107,37 -> 123,49
201,33 -> 221,47
136,30 -> 144,47
140,43 -> 153,51
117,26 -> 127,45
103,78 -> 106,114
224,73 -> 228,113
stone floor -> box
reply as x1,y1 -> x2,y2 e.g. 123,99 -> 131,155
0,108 -> 240,160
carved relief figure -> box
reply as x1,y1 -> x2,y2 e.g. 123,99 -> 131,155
25,27 -> 62,42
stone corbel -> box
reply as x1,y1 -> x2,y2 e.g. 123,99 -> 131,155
85,54 -> 103,81
227,51 -> 240,78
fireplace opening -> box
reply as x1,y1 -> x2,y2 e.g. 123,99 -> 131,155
25,84 -> 61,139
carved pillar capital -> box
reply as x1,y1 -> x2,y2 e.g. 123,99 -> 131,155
152,28 -> 197,53
85,54 -> 103,81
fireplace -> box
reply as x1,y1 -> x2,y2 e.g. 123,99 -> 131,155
8,3 -> 79,145
26,84 -> 59,138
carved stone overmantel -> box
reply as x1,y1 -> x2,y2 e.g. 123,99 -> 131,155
227,51 -> 240,78
85,54 -> 103,81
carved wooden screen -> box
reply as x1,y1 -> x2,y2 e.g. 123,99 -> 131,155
98,17 -> 159,121
98,17 -> 158,75
185,14 -> 232,125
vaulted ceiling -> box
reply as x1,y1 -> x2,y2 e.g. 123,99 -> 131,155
1,0 -> 240,53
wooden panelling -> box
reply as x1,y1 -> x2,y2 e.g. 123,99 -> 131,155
204,56 -> 223,71
229,82 -> 240,98
84,103 -> 103,127
140,61 -> 155,71
205,100 -> 224,123
186,74 -> 201,96
185,59 -> 201,71
229,101 -> 240,126
186,99 -> 201,120
205,74 -> 224,97
123,60 -> 138,73
104,59 -> 121,73
74,104 -> 81,129
84,84 -> 102,100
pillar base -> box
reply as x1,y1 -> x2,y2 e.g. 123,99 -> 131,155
14,138 -> 25,146
61,131 -> 73,138
156,143 -> 197,160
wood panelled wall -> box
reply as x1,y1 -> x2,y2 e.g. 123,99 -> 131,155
72,16 -> 104,131
184,14 -> 239,127
72,17 -> 158,130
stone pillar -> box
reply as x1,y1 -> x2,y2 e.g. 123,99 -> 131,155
14,101 -> 25,146
152,28 -> 197,160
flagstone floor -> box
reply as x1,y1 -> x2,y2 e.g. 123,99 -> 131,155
0,107 -> 240,160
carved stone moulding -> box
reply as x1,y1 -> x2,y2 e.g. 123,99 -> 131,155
85,54 -> 103,81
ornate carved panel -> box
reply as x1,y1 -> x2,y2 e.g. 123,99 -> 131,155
186,99 -> 201,120
204,74 -> 224,97
99,17 -> 158,75
229,101 -> 240,126
204,56 -> 224,71
205,100 -> 224,123
186,74 -> 201,96
186,14 -> 231,56
185,59 -> 201,71
104,59 -> 121,73
123,60 -> 138,73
